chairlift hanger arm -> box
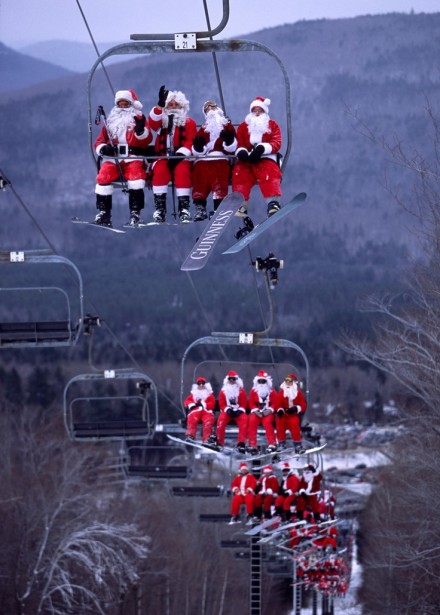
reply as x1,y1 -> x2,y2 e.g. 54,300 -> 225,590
129,0 -> 230,41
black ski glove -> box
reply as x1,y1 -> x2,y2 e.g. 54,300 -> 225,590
236,149 -> 249,162
249,144 -> 265,163
100,144 -> 117,156
192,135 -> 206,153
134,114 -> 146,136
157,85 -> 169,108
220,128 -> 235,146
168,152 -> 185,171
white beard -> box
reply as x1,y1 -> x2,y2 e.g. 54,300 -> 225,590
222,383 -> 240,403
245,112 -> 271,145
281,382 -> 298,402
254,383 -> 271,400
163,108 -> 187,128
204,110 -> 227,139
106,106 -> 136,140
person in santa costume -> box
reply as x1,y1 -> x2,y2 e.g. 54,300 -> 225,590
232,96 -> 283,219
247,370 -> 278,454
274,461 -> 301,521
276,373 -> 308,453
191,100 -> 237,221
296,464 -> 323,522
94,89 -> 152,227
318,489 -> 337,521
183,376 -> 216,443
254,465 -> 279,520
147,85 -> 197,223
229,462 -> 257,524
216,370 -> 248,453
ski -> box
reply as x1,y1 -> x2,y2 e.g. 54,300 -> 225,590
222,192 -> 307,255
71,217 -> 126,233
167,434 -> 220,454
257,520 -> 307,544
244,515 -> 283,536
181,191 -> 243,271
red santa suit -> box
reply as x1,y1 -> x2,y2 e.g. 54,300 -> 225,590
276,374 -> 307,446
216,371 -> 248,446
318,489 -> 337,520
230,463 -> 257,516
297,465 -> 322,520
254,466 -> 279,519
232,96 -> 282,203
184,378 -> 216,442
95,89 -> 152,196
192,102 -> 236,208
274,463 -> 301,519
148,90 -> 197,197
247,371 -> 277,449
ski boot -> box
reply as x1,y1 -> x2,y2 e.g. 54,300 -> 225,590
193,199 -> 208,222
95,194 -> 112,227
185,434 -> 195,443
125,189 -> 145,226
267,199 -> 281,217
246,446 -> 259,456
266,444 -> 277,454
228,516 -> 240,525
294,443 -> 306,454
178,196 -> 191,223
153,193 -> 167,223
235,202 -> 249,218
235,442 -> 246,454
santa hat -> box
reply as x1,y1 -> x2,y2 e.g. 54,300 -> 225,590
239,462 -> 249,472
262,465 -> 273,473
284,373 -> 298,382
253,370 -> 272,388
115,89 -> 143,110
250,96 -> 270,114
227,370 -> 239,379
304,464 -> 316,472
196,377 -> 207,385
282,462 -> 291,471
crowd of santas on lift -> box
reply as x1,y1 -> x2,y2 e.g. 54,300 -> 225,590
184,370 -> 307,455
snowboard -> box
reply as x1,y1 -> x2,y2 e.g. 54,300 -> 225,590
222,192 -> 307,254
274,442 -> 327,462
71,217 -> 126,233
181,191 -> 243,271
256,520 -> 307,544
167,434 -> 227,455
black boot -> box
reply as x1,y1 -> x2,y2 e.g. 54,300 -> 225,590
193,198 -> 207,222
178,196 -> 191,223
153,193 -> 167,223
126,189 -> 145,226
213,198 -> 222,211
95,194 -> 112,226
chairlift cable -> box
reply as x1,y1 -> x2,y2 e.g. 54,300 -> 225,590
75,0 -> 115,95
202,0 -> 226,113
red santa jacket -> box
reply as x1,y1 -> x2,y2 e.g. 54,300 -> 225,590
277,382 -> 307,415
248,388 -> 278,414
231,472 -> 257,496
235,118 -> 282,163
218,387 -> 248,412
256,473 -> 279,496
184,386 -> 216,413
94,122 -> 152,155
148,105 -> 197,157
192,120 -> 236,161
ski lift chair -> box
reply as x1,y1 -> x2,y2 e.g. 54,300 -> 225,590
0,250 -> 84,348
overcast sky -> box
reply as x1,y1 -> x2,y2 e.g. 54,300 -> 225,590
1,1 -> 439,47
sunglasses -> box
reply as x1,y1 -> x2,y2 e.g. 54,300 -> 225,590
257,379 -> 267,384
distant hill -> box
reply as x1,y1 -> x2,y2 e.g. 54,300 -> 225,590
1,12 -> 439,256
0,43 -> 74,92
19,40 -> 127,74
